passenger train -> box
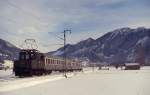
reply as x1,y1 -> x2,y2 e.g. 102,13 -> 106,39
13,49 -> 82,77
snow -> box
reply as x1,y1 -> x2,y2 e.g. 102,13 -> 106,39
109,31 -> 119,40
0,67 -> 150,95
0,75 -> 64,92
108,28 -> 131,40
3,60 -> 13,69
136,36 -> 150,46
0,70 -> 15,82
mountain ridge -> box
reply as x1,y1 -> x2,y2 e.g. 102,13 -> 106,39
0,39 -> 20,62
48,27 -> 150,65
1,27 -> 150,65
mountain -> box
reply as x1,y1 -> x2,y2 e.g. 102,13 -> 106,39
0,39 -> 20,63
47,27 -> 150,65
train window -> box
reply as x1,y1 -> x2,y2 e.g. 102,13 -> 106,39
19,52 -> 25,60
19,52 -> 29,60
54,60 -> 55,64
51,60 -> 52,64
26,53 -> 30,60
46,59 -> 48,64
52,59 -> 53,64
46,59 -> 47,64
53,60 -> 54,64
50,59 -> 52,64
49,59 -> 51,64
48,59 -> 50,64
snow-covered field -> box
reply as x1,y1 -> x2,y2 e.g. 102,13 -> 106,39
0,69 -> 15,82
0,67 -> 150,95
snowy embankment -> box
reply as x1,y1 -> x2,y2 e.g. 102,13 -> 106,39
0,70 -> 15,81
0,67 -> 150,95
0,67 -> 93,92
0,74 -> 64,92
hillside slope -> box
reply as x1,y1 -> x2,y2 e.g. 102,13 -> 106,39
0,39 -> 20,62
48,27 -> 150,65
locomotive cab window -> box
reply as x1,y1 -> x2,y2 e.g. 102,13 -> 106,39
19,52 -> 25,60
19,52 -> 30,60
26,53 -> 30,60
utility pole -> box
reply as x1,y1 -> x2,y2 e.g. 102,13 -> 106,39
63,29 -> 71,78
48,29 -> 71,78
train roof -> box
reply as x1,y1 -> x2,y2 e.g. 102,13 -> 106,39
125,63 -> 140,66
45,55 -> 77,62
20,49 -> 78,62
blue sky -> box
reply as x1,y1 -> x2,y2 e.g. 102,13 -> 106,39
0,0 -> 150,52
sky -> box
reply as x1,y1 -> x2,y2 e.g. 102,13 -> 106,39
0,0 -> 150,52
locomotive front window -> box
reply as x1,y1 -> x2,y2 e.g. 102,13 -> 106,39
19,52 -> 30,60
26,54 -> 30,60
19,52 -> 25,60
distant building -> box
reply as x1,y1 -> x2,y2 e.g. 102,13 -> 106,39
124,63 -> 140,70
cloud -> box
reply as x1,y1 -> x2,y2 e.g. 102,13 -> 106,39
0,0 -> 150,52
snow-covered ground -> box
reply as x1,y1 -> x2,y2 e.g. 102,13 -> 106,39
0,67 -> 150,95
0,69 -> 15,82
